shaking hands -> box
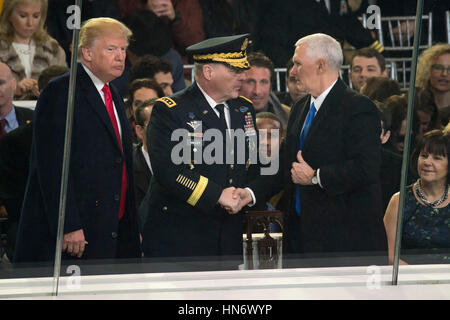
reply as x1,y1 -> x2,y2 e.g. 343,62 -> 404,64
218,187 -> 253,214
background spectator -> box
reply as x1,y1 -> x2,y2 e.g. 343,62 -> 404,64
133,98 -> 156,211
239,52 -> 290,130
360,76 -> 401,102
129,54 -> 174,96
416,44 -> 450,125
276,59 -> 307,107
349,47 -> 388,92
37,65 -> 69,93
123,8 -> 185,93
0,0 -> 66,99
414,86 -> 442,135
375,101 -> 402,213
258,0 -> 381,67
126,77 -> 163,143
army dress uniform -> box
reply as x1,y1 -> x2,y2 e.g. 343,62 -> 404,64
141,34 -> 260,261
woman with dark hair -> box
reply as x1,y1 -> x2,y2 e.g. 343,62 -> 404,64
384,130 -> 450,264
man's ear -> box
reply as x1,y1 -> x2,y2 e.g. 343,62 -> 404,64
135,125 -> 144,142
317,59 -> 326,73
203,64 -> 214,80
11,77 -> 17,92
382,69 -> 389,78
81,47 -> 92,62
381,129 -> 391,144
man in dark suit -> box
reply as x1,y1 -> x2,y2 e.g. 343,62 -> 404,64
0,62 -> 34,138
140,34 -> 259,265
236,33 -> 387,258
14,18 -> 140,263
133,99 -> 155,209
0,62 -> 34,261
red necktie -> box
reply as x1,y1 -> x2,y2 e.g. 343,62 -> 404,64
102,84 -> 127,220
0,118 -> 7,140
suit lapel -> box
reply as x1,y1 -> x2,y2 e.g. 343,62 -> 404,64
77,64 -> 123,153
302,79 -> 345,150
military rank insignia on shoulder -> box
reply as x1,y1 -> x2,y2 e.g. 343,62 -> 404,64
156,97 -> 177,108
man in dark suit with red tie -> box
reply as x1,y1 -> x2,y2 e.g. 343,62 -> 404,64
237,34 -> 387,261
14,18 -> 141,263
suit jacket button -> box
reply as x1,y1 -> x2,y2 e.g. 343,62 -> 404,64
111,232 -> 118,239
95,200 -> 99,207
230,164 -> 234,169
114,194 -> 120,201
162,206 -> 168,212
229,178 -> 233,184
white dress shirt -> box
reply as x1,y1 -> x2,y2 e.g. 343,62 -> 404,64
82,64 -> 122,139
196,82 -> 256,206
306,78 -> 338,187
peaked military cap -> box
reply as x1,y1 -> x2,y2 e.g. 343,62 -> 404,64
186,34 -> 251,70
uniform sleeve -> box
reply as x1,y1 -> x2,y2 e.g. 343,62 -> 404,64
147,100 -> 223,213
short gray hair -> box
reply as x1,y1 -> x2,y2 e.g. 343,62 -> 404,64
295,33 -> 343,71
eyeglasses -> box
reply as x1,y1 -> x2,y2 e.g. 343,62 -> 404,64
431,64 -> 450,73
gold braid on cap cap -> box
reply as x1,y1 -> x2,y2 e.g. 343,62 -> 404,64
193,52 -> 250,69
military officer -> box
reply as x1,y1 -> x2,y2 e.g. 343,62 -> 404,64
140,34 -> 260,266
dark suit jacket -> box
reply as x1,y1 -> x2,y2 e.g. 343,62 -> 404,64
250,78 -> 387,254
14,64 -> 140,263
133,144 -> 152,208
14,106 -> 34,126
141,82 -> 258,259
0,106 -> 34,217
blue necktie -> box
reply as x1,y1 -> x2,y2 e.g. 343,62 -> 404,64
295,102 -> 316,215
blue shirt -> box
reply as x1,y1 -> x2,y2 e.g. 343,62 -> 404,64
1,106 -> 19,133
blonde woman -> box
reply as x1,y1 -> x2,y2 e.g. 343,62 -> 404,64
0,0 -> 66,99
416,44 -> 450,112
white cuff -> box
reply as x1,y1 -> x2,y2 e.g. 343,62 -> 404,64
317,168 -> 323,188
245,187 -> 256,207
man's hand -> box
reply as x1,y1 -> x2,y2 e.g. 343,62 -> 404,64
218,187 -> 241,214
232,188 -> 253,208
291,151 -> 315,185
62,229 -> 88,258
0,205 -> 7,218
147,0 -> 176,21
16,78 -> 38,96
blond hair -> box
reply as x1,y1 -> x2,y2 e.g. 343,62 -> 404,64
416,43 -> 450,90
78,17 -> 132,57
0,0 -> 49,43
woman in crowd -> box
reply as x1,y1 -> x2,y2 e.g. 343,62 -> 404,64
0,0 -> 66,99
416,43 -> 450,126
384,130 -> 450,264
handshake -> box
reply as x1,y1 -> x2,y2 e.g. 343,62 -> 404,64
218,187 -> 253,214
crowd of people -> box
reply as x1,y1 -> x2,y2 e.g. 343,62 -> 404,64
0,0 -> 449,269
